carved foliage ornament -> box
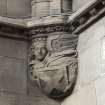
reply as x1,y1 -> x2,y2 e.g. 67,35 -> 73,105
29,24 -> 73,36
29,34 -> 78,100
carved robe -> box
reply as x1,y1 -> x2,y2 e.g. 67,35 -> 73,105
32,49 -> 77,99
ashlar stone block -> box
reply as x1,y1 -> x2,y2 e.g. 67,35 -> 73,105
0,57 -> 27,94
50,0 -> 61,15
78,41 -> 101,86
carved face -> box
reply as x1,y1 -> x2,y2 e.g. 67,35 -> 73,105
34,43 -> 47,61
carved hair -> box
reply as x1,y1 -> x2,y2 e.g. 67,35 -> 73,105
31,38 -> 47,49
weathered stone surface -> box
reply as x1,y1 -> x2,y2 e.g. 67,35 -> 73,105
0,0 -> 104,105
0,93 -> 16,105
101,37 -> 105,74
0,93 -> 60,105
0,0 -> 31,18
78,17 -> 105,54
0,57 -> 27,94
73,0 -> 96,11
32,1 -> 50,17
61,91 -> 80,105
62,83 -> 97,105
50,0 -> 61,15
95,75 -> 105,105
78,41 -> 101,86
61,0 -> 72,13
0,0 -> 6,16
0,37 -> 27,59
61,10 -> 105,105
0,16 -> 26,27
29,33 -> 78,100
27,16 -> 65,28
76,17 -> 105,88
8,0 -> 31,18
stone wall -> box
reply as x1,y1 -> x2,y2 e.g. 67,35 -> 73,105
0,0 -> 31,18
61,16 -> 105,105
0,37 -> 28,94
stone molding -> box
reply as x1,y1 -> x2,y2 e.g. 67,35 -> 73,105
67,0 -> 105,34
0,0 -> 104,39
29,24 -> 70,37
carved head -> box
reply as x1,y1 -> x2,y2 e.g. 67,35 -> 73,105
31,38 -> 47,61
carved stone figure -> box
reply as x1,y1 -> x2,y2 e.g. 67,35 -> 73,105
29,33 -> 78,100
29,38 -> 47,79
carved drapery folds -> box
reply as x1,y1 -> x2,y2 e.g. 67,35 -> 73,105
29,29 -> 78,100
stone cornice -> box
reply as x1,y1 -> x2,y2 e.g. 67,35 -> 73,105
0,16 -> 27,28
0,0 -> 104,39
28,0 -> 105,36
27,16 -> 65,28
0,25 -> 28,40
0,16 -> 66,39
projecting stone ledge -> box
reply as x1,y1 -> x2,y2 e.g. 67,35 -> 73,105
0,15 -> 66,29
